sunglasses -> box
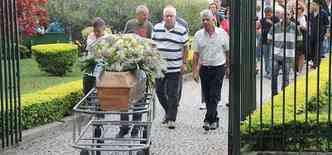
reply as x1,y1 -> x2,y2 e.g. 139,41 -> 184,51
202,18 -> 211,22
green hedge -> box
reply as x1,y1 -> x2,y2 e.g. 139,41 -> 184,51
241,58 -> 332,151
19,44 -> 31,59
32,43 -> 78,76
21,80 -> 83,129
0,80 -> 83,139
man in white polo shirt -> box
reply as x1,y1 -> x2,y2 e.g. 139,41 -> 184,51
152,5 -> 189,129
192,9 -> 229,131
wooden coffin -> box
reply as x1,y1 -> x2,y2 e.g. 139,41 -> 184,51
96,71 -> 146,111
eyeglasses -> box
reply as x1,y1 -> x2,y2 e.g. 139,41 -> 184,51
202,18 -> 211,22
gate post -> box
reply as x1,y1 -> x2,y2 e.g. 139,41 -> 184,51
229,0 -> 241,154
0,0 -> 21,149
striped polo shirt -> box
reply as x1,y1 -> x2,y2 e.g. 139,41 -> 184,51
267,21 -> 302,58
152,21 -> 188,73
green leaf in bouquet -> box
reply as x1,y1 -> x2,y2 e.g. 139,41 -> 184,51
80,56 -> 97,73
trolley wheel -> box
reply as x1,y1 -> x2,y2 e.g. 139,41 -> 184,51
94,125 -> 104,143
136,148 -> 150,155
94,126 -> 103,155
80,149 -> 89,155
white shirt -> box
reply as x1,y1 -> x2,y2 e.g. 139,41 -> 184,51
297,15 -> 307,29
85,32 -> 109,57
192,28 -> 229,66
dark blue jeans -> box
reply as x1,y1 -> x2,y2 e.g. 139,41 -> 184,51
271,56 -> 294,95
263,44 -> 272,75
200,65 -> 225,123
156,72 -> 182,121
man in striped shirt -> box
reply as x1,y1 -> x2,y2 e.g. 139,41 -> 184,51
152,5 -> 189,129
267,9 -> 301,95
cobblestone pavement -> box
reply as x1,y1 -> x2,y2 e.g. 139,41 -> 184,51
1,73 -> 281,155
0,78 -> 229,155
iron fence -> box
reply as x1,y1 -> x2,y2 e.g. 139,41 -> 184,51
230,0 -> 332,153
0,0 -> 21,149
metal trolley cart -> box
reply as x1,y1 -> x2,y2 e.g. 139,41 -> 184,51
72,88 -> 155,155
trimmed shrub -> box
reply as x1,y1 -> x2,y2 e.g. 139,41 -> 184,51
0,43 -> 30,59
21,80 -> 83,129
18,44 -> 31,59
32,43 -> 78,76
0,80 -> 83,138
241,58 -> 332,151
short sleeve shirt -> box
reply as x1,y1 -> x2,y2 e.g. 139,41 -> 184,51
192,28 -> 229,66
152,22 -> 189,73
123,19 -> 153,39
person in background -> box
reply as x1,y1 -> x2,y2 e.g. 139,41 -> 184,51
116,5 -> 153,138
209,2 -> 222,27
256,20 -> 262,74
260,6 -> 280,79
83,17 -> 108,95
308,2 -> 329,68
192,9 -> 229,131
290,1 -> 307,73
86,18 -> 108,56
322,0 -> 331,58
220,7 -> 230,33
256,4 -> 262,21
267,9 -> 301,95
35,20 -> 46,35
277,0 -> 285,8
123,5 -> 153,38
46,19 -> 64,33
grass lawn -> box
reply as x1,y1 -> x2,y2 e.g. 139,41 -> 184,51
20,58 -> 82,94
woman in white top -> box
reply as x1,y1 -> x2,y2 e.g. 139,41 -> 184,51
292,1 -> 307,73
83,17 -> 108,95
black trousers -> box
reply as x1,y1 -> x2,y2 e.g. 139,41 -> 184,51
308,39 -> 323,67
83,74 -> 95,95
156,72 -> 182,121
200,65 -> 225,123
119,105 -> 143,131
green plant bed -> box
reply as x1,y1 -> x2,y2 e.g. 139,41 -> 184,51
243,125 -> 332,151
0,80 -> 83,134
21,80 -> 83,129
32,43 -> 78,76
241,58 -> 332,151
20,59 -> 82,94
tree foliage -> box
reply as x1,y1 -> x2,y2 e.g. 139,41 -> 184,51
17,0 -> 49,36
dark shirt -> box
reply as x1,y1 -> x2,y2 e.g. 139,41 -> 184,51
309,10 -> 329,42
123,19 -> 153,38
260,16 -> 280,44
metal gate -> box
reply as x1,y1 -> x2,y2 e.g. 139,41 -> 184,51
0,0 -> 22,149
229,0 -> 332,154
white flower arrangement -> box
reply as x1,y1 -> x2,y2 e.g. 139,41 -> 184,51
80,34 -> 167,87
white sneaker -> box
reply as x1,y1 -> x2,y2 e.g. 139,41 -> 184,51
199,103 -> 206,110
167,121 -> 175,129
218,101 -> 223,106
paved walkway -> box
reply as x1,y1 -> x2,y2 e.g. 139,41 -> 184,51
1,78 -> 230,155
1,70 -> 283,155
